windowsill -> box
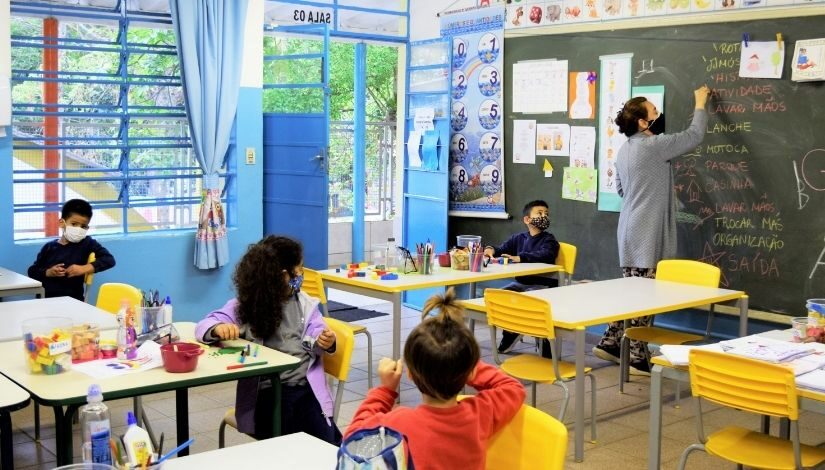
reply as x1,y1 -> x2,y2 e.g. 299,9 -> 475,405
329,216 -> 393,223
14,226 -> 240,247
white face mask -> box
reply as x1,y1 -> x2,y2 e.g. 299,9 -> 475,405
64,226 -> 88,243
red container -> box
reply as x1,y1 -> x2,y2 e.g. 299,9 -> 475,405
160,342 -> 204,373
437,252 -> 451,267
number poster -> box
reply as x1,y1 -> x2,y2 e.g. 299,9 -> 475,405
442,6 -> 507,218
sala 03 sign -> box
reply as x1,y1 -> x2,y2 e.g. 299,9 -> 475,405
293,9 -> 332,24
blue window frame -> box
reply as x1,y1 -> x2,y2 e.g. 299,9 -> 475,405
10,1 -> 231,240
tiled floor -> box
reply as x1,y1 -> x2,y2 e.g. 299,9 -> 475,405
8,290 -> 825,469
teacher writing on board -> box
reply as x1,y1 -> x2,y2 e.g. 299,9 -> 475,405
592,84 -> 711,375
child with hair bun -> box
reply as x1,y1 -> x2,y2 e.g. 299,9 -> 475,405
345,288 -> 526,470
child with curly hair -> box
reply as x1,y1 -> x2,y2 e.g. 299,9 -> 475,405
195,235 -> 341,444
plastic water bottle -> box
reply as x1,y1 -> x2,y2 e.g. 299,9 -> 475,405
116,300 -> 129,360
163,296 -> 173,325
80,384 -> 112,464
386,237 -> 397,269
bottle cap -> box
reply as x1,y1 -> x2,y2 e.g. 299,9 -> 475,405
165,296 -> 171,305
87,384 -> 103,403
127,411 -> 137,426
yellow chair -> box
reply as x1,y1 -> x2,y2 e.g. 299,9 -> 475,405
217,315 -> 356,448
485,289 -> 596,441
678,349 -> 825,470
619,259 -> 720,392
95,282 -> 143,314
487,403 -> 568,470
556,242 -> 577,286
303,268 -> 373,388
94,282 -> 157,446
83,252 -> 95,302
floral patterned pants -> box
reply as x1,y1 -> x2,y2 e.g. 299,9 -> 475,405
596,267 -> 656,363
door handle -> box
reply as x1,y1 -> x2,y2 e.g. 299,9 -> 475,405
311,153 -> 325,170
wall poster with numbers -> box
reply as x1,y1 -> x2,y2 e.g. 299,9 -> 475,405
441,6 -> 508,218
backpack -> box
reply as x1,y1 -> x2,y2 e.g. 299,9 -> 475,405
337,426 -> 414,470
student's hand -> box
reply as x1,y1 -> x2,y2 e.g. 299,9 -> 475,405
694,84 -> 711,109
502,254 -> 521,263
213,323 -> 241,340
484,247 -> 495,258
65,264 -> 92,278
46,264 -> 66,277
317,328 -> 336,350
378,357 -> 403,391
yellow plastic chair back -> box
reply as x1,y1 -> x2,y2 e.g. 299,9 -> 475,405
556,242 -> 576,280
688,349 -> 798,419
487,404 -> 568,470
484,289 -> 555,341
95,283 -> 143,315
656,259 -> 721,288
84,252 -> 95,302
322,317 -> 354,382
302,268 -> 328,306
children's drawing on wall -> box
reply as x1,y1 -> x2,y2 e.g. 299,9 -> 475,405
546,3 -> 562,22
692,0 -> 712,11
569,126 -> 596,168
716,0 -> 736,9
564,0 -> 584,20
562,167 -> 598,203
739,37 -> 784,79
669,0 -> 689,13
569,71 -> 597,119
792,39 -> 825,82
604,0 -> 622,17
645,0 -> 665,14
528,4 -> 544,24
597,53 -> 632,212
625,0 -> 644,16
536,124 -> 570,157
585,0 -> 602,19
510,6 -> 524,26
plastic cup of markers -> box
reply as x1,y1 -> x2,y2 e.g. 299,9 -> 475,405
417,254 -> 432,275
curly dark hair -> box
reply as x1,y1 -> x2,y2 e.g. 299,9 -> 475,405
233,235 -> 303,339
615,96 -> 649,136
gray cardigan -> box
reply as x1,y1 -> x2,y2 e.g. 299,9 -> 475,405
615,109 -> 708,269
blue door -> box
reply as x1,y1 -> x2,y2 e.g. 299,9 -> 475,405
263,24 -> 330,269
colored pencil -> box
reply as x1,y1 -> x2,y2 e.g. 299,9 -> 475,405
226,361 -> 268,370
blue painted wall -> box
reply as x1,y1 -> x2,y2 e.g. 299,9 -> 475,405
0,86 -> 263,321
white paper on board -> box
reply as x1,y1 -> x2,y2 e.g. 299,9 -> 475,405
569,126 -> 596,168
536,123 -> 570,156
512,60 -> 568,114
739,40 -> 785,79
407,131 -> 423,168
512,120 -> 537,164
413,108 -> 435,131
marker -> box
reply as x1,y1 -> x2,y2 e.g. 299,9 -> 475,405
253,345 -> 260,357
156,437 -> 195,464
226,361 -> 268,370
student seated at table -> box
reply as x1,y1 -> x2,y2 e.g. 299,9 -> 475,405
345,288 -> 525,470
195,235 -> 342,445
27,198 -> 116,301
483,199 -> 560,356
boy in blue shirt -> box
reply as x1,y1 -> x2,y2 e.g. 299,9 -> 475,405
484,200 -> 560,355
28,199 -> 116,300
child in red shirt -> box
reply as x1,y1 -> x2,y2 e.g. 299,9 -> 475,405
345,288 -> 526,470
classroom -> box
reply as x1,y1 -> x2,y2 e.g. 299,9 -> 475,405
1,0 -> 824,468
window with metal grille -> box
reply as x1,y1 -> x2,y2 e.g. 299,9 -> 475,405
10,2 -> 230,240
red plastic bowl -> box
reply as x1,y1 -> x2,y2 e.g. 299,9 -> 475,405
437,252 -> 451,267
160,342 -> 204,373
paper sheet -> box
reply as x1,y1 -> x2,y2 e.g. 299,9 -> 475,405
512,120 -> 537,164
569,126 -> 596,168
512,60 -> 569,114
407,131 -> 423,168
561,167 -> 597,203
597,53 -> 632,212
791,38 -> 825,82
569,71 -> 596,119
413,108 -> 435,131
536,123 -> 570,156
72,341 -> 164,379
739,40 -> 785,79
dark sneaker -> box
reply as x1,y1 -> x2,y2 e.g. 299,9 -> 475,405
540,339 -> 553,359
629,360 -> 651,376
592,345 -> 621,364
498,331 -> 522,354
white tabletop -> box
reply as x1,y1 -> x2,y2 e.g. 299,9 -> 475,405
0,373 -> 30,410
163,432 -> 339,468
461,277 -> 745,329
0,297 -> 119,342
319,262 -> 561,293
0,267 -> 42,290
0,322 -> 300,406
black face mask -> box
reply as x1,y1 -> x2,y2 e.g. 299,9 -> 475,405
642,113 -> 665,135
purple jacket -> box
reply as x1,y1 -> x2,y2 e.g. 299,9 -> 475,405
195,292 -> 334,435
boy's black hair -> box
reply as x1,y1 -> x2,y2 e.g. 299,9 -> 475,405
61,199 -> 93,220
522,200 -> 549,217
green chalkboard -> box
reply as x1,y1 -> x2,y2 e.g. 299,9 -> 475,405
449,14 -> 825,316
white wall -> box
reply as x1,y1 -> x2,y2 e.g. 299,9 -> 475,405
410,0 -> 475,41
